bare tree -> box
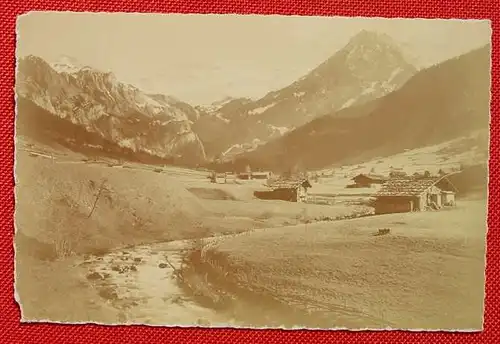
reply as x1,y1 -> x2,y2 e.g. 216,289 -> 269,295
87,179 -> 108,219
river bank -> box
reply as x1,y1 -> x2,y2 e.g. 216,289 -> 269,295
177,238 -> 346,328
177,199 -> 487,330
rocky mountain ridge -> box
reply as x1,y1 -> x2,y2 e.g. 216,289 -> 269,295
16,55 -> 206,165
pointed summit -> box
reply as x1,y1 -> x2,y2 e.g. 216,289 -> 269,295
347,30 -> 398,47
333,30 -> 416,83
342,30 -> 405,59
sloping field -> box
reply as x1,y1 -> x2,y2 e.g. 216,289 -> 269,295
187,200 -> 487,329
184,178 -> 270,201
201,198 -> 373,225
188,187 -> 238,201
15,151 -> 210,259
318,129 -> 488,182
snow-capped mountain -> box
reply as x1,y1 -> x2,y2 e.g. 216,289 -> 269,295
50,55 -> 86,74
193,30 -> 418,160
242,44 -> 491,172
16,55 -> 206,164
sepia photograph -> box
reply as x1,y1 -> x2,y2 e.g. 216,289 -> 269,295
14,12 -> 491,330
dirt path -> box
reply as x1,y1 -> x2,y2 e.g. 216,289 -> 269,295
75,240 -> 239,326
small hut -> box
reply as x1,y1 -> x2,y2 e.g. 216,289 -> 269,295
251,171 -> 273,180
254,178 -> 312,203
351,173 -> 388,188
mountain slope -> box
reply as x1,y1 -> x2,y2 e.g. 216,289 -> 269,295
16,55 -> 206,165
194,30 -> 417,159
15,96 -> 185,165
241,44 -> 491,172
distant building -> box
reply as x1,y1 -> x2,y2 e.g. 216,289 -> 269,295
389,170 -> 408,178
236,172 -> 252,180
208,171 -> 229,183
254,178 -> 312,203
373,174 -> 458,215
350,173 -> 388,188
250,171 -> 273,180
236,171 -> 273,180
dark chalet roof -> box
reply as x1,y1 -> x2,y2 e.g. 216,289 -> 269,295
375,174 -> 458,197
268,178 -> 312,190
353,173 -> 388,181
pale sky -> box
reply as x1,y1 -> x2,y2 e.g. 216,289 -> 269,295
16,12 -> 491,105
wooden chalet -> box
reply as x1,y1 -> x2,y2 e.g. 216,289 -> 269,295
251,171 -> 273,180
351,173 -> 388,188
254,178 -> 312,203
237,171 -> 273,180
373,174 -> 458,215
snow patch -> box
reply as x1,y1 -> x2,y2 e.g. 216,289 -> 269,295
117,138 -> 136,150
387,67 -> 403,83
51,55 -> 84,74
200,96 -> 235,113
339,98 -> 357,110
267,124 -> 291,136
222,138 -> 266,156
215,113 -> 230,123
361,87 -> 375,96
222,143 -> 243,156
248,102 -> 277,116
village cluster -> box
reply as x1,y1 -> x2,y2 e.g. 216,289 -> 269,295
208,168 -> 459,215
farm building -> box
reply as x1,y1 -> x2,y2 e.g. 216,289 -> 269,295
251,171 -> 273,180
236,172 -> 252,180
254,178 -> 312,203
208,171 -> 229,183
389,170 -> 408,178
373,174 -> 458,215
236,171 -> 273,180
351,173 -> 388,188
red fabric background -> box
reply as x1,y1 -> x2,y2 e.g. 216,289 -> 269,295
0,1 -> 497,343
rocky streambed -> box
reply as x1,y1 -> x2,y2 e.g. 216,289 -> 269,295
74,239 -> 239,326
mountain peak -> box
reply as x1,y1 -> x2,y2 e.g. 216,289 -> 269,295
50,55 -> 85,74
347,30 -> 398,48
54,54 -> 81,66
21,55 -> 48,65
337,30 -> 414,78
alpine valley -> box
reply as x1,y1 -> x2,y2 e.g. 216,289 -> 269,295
15,30 -> 490,171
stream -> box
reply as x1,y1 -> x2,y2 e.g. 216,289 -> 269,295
75,240 -> 239,326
